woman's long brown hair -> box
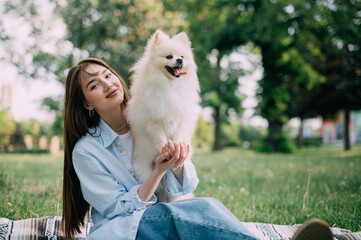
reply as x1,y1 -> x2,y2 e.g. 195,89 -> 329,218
62,58 -> 129,238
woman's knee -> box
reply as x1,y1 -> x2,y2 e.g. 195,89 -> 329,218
142,202 -> 173,219
189,197 -> 223,208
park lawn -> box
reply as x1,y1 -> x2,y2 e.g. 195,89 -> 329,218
0,145 -> 360,232
193,145 -> 361,232
0,154 -> 63,219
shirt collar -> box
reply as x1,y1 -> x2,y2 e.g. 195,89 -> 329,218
98,118 -> 118,148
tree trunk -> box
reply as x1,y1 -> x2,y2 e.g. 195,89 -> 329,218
298,118 -> 304,149
267,121 -> 283,151
259,43 -> 287,152
344,109 -> 351,151
213,106 -> 223,151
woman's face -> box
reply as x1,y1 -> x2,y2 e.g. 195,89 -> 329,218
80,63 -> 124,114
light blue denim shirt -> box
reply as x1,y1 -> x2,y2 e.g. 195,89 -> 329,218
72,119 -> 199,240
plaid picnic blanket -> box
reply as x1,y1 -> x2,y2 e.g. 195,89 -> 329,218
242,222 -> 361,240
0,216 -> 360,240
0,216 -> 90,240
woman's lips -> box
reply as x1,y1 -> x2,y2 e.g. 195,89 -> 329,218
106,89 -> 118,98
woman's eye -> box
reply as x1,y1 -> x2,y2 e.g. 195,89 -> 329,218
106,73 -> 111,79
166,55 -> 173,59
90,84 -> 98,90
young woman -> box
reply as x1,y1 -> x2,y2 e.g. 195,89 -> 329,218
62,58 -> 332,240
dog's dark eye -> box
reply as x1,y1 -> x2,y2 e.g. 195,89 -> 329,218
181,56 -> 184,58
166,55 -> 173,59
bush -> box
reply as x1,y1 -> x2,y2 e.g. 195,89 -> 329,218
222,123 -> 264,148
192,117 -> 214,149
295,137 -> 323,147
1,148 -> 50,154
253,138 -> 274,153
278,134 -> 297,153
239,125 -> 263,145
222,122 -> 242,147
254,133 -> 296,153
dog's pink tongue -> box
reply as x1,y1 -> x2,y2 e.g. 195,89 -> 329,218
176,72 -> 187,76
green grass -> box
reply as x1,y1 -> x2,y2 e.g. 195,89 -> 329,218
0,145 -> 360,232
193,145 -> 361,232
0,154 -> 63,219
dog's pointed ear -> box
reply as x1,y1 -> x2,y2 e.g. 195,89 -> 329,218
172,32 -> 191,47
147,29 -> 168,49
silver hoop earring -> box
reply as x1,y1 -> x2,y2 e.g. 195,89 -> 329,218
89,109 -> 94,117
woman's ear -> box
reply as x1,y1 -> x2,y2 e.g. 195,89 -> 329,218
83,101 -> 93,111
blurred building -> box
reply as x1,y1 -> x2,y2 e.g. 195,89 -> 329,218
0,83 -> 13,112
320,110 -> 361,145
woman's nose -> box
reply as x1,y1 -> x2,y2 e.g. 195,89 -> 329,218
102,78 -> 112,90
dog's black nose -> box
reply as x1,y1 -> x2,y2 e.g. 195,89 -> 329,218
176,58 -> 183,64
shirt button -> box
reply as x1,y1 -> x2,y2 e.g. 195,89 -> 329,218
132,226 -> 136,230
129,171 -> 133,174
119,150 -> 123,153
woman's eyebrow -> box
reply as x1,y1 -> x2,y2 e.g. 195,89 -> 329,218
86,79 -> 96,89
86,68 -> 108,89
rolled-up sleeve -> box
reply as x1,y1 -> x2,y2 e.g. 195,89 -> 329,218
73,150 -> 157,219
165,157 -> 199,197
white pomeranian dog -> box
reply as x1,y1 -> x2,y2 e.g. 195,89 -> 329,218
126,30 -> 200,201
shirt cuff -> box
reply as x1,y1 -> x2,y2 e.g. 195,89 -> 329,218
165,158 -> 199,197
129,185 -> 157,210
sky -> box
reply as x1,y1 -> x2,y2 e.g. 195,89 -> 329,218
1,0 -> 65,123
1,61 -> 64,123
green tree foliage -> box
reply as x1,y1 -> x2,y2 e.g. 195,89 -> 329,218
300,0 -> 361,150
239,124 -> 263,143
207,0 -> 328,152
57,0 -> 188,82
19,119 -> 45,149
222,122 -> 242,147
1,0 -> 70,83
192,0 -> 360,152
9,123 -> 26,151
42,96 -> 64,136
200,50 -> 246,150
192,116 -> 214,149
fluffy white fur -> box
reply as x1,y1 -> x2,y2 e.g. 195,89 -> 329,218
126,30 -> 200,200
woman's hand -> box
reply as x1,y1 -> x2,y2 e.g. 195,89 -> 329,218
155,140 -> 190,172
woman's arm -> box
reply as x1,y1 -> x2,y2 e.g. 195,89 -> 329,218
137,167 -> 166,202
137,147 -> 169,202
73,145 -> 158,219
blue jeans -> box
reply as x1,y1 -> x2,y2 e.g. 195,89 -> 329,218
136,197 -> 258,240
